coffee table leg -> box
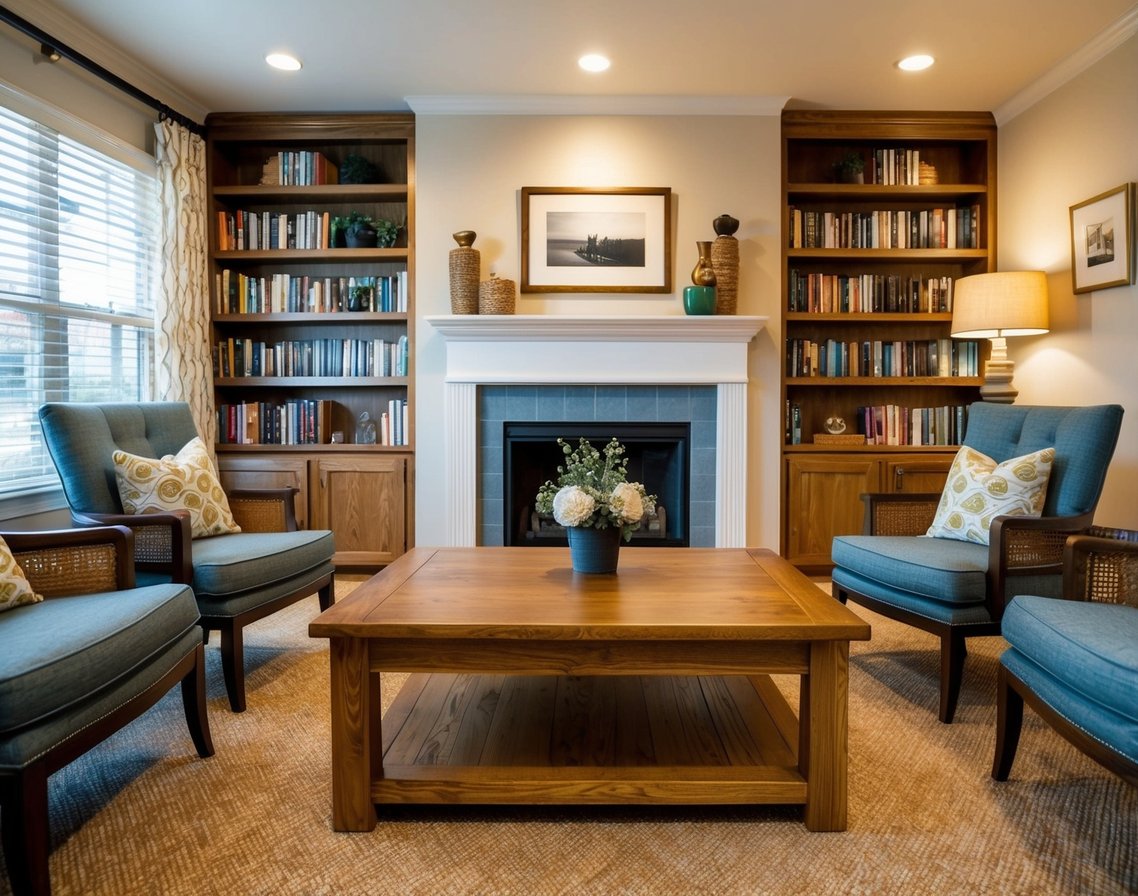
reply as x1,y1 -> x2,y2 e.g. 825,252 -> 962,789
328,636 -> 380,831
800,640 -> 849,831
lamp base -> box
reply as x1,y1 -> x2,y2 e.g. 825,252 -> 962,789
980,337 -> 1017,403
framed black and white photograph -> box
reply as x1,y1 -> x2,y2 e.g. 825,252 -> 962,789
520,187 -> 672,293
1070,183 -> 1135,294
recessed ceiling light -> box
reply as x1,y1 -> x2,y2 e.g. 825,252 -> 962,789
266,52 -> 302,72
897,54 -> 934,72
578,53 -> 611,73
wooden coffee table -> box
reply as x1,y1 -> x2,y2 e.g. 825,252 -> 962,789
309,547 -> 870,832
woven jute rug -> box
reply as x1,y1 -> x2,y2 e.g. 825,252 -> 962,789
3,575 -> 1135,895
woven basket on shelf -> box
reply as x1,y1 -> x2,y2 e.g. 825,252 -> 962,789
710,235 -> 739,315
448,231 -> 480,314
478,276 -> 516,314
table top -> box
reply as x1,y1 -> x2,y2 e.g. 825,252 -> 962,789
310,547 -> 870,643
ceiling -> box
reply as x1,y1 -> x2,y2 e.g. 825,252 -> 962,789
8,0 -> 1138,122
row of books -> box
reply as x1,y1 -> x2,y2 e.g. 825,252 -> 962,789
260,150 -> 338,187
215,270 -> 408,315
788,271 -> 955,314
786,338 -> 981,378
217,209 -> 335,251
218,399 -> 333,446
784,401 -> 968,447
378,399 -> 409,447
866,148 -> 925,186
788,206 -> 981,249
214,335 -> 409,379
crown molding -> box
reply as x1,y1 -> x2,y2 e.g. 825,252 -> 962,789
405,94 -> 789,117
995,6 -> 1138,125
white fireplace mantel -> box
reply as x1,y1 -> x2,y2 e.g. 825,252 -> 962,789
426,314 -> 767,547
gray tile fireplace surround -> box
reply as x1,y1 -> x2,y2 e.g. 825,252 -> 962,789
478,384 -> 718,547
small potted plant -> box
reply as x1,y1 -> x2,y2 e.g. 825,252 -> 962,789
338,153 -> 382,184
836,151 -> 865,184
338,212 -> 379,248
373,218 -> 400,248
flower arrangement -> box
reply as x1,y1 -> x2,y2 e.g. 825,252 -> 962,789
535,437 -> 656,542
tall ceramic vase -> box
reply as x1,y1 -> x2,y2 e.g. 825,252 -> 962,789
448,230 -> 479,314
711,213 -> 739,315
567,525 -> 621,574
683,241 -> 717,315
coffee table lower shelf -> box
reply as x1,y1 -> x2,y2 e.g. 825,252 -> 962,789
375,672 -> 807,807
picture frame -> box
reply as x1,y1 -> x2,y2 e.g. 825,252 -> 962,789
1069,183 -> 1135,294
520,187 -> 672,293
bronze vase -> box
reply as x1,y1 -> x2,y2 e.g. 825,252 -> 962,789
691,240 -> 717,287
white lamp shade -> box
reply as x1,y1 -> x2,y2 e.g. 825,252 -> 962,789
951,271 -> 1050,338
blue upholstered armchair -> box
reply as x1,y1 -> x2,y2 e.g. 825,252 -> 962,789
831,403 -> 1124,723
38,402 -> 336,712
993,527 -> 1138,786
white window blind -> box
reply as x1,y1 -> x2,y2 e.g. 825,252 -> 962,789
0,95 -> 157,500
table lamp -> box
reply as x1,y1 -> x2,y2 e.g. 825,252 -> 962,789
950,271 -> 1050,403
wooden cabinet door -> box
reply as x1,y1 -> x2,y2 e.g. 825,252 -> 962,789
882,454 -> 955,494
216,455 -> 309,530
311,455 -> 407,566
784,455 -> 880,568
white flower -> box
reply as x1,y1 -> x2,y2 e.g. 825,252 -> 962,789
610,481 -> 644,524
552,485 -> 596,527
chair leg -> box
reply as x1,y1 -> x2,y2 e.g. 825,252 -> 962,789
318,575 -> 335,611
219,623 -> 246,713
992,665 -> 1024,781
180,643 -> 215,757
1,764 -> 51,896
938,631 -> 967,724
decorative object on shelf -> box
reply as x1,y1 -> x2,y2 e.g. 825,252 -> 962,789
1069,183 -> 1135,294
683,240 -> 717,316
711,213 -> 740,315
355,411 -> 377,445
348,284 -> 373,312
835,152 -> 865,184
449,230 -> 480,314
951,271 -> 1050,404
824,415 -> 847,435
519,187 -> 672,293
478,273 -> 516,314
339,153 -> 382,184
340,212 -> 378,248
535,436 -> 656,575
919,162 -> 938,185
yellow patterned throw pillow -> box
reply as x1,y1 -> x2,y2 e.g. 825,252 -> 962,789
0,535 -> 43,613
113,437 -> 241,539
926,444 -> 1055,545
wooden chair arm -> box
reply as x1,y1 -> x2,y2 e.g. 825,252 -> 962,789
860,492 -> 941,536
227,487 -> 299,532
987,512 -> 1095,617
1,526 -> 135,596
70,509 -> 193,584
1063,527 -> 1138,606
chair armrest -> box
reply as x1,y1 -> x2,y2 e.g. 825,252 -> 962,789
859,492 -> 940,536
227,487 -> 299,532
1063,527 -> 1138,606
1,526 -> 135,596
70,510 -> 193,584
987,512 -> 1095,617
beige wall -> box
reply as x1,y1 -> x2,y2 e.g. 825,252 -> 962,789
413,114 -> 783,548
999,33 -> 1138,528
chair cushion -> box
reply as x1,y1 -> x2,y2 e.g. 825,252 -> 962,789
926,444 -> 1054,545
187,529 -> 335,598
1002,595 -> 1138,724
113,436 -> 241,538
0,536 -> 42,613
0,583 -> 199,733
831,535 -> 990,605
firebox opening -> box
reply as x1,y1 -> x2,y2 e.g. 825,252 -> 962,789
503,421 -> 690,547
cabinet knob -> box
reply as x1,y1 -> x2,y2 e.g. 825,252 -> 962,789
894,467 -> 904,489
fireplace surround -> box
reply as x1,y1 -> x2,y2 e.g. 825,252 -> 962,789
426,314 -> 766,547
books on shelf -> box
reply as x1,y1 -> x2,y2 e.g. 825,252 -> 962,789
783,401 -> 968,447
259,150 -> 339,187
217,399 -> 332,446
786,338 -> 979,378
213,335 -> 409,379
214,270 -> 408,315
787,205 -> 980,250
217,209 -> 333,251
788,271 -> 954,313
380,398 -> 409,447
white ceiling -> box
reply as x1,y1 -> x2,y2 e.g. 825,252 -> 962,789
8,0 -> 1138,123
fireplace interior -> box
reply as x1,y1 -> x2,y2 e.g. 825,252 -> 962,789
504,421 -> 690,547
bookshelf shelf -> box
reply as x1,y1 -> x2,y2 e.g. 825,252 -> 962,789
780,109 -> 997,571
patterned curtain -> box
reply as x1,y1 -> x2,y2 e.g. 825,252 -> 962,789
154,118 -> 216,448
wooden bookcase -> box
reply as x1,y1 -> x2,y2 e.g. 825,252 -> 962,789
205,112 -> 415,568
780,110 -> 996,571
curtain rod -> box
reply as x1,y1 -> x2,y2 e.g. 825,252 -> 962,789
0,4 -> 206,136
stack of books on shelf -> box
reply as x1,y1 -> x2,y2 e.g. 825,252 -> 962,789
381,398 -> 408,447
788,271 -> 954,313
260,150 -> 339,186
217,209 -> 333,251
215,271 -> 408,314
217,399 -> 332,445
214,335 -> 409,379
867,148 -> 923,186
787,206 -> 980,250
783,402 -> 969,447
786,338 -> 980,378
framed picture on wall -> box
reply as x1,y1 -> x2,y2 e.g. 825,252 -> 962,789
1069,183 -> 1135,294
520,187 -> 672,293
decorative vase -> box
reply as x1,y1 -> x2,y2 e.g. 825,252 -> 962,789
710,213 -> 740,316
449,230 -> 480,314
567,525 -> 621,574
683,286 -> 716,315
478,274 -> 516,314
345,226 -> 377,249
691,240 -> 717,287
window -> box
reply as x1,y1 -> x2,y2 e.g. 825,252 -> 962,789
0,86 -> 157,502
